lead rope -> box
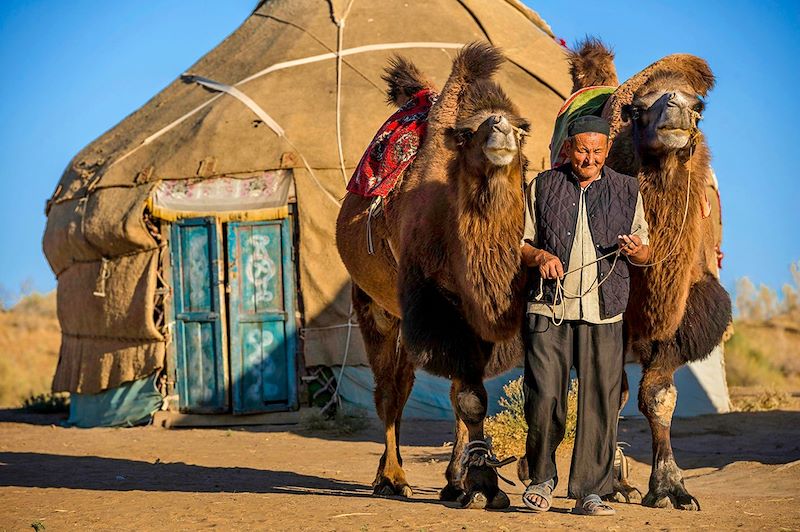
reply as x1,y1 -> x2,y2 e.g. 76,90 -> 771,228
536,129 -> 698,326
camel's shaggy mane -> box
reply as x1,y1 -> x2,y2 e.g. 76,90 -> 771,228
382,56 -> 434,107
568,37 -> 619,92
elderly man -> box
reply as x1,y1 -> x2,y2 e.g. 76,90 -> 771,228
520,115 -> 650,516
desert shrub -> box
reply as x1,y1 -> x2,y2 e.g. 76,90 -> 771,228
485,376 -> 577,460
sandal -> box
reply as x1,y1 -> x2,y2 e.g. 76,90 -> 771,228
573,494 -> 616,516
522,478 -> 554,513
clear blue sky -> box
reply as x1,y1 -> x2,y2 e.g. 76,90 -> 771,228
0,1 -> 798,304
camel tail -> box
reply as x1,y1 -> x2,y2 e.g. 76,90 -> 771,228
382,56 -> 432,107
568,36 -> 619,92
451,41 -> 504,84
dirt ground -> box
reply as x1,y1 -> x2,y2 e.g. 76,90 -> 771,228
1,399 -> 799,532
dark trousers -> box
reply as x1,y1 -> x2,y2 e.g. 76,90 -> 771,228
523,314 -> 623,498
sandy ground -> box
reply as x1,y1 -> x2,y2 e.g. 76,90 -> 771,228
1,402 -> 799,531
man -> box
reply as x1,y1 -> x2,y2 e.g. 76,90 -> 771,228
520,115 -> 650,516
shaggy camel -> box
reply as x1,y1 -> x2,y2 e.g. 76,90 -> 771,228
336,43 -> 529,510
569,40 -> 732,510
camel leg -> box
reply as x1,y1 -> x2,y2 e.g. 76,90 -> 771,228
440,382 -> 469,502
606,369 -> 644,503
351,284 -> 415,498
451,377 -> 510,510
639,343 -> 700,510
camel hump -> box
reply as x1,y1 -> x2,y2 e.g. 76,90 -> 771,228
382,56 -> 433,107
452,41 -> 505,84
568,37 -> 619,92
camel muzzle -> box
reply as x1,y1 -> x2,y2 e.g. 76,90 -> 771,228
483,116 -> 518,166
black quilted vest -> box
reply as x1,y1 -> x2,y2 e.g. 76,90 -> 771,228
530,164 -> 639,318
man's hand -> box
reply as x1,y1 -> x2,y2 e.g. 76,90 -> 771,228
522,244 -> 564,279
618,234 -> 649,264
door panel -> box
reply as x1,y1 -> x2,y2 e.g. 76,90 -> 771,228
227,220 -> 298,414
170,218 -> 228,413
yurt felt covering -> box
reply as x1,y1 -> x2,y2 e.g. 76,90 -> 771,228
43,0 -> 572,394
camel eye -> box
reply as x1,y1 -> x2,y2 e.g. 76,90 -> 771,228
623,104 -> 641,122
693,100 -> 706,113
456,129 -> 474,144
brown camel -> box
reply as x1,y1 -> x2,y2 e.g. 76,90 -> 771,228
569,39 -> 732,510
335,43 -> 529,510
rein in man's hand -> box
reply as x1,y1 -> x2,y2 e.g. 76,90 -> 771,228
522,243 -> 564,279
618,234 -> 649,263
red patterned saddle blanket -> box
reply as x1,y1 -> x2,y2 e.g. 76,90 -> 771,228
347,89 -> 436,198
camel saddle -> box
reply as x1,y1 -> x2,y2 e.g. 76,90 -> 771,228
347,88 -> 437,198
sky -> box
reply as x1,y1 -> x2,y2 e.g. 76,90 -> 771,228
0,1 -> 798,304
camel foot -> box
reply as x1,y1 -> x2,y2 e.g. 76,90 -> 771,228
439,483 -> 465,502
373,478 -> 413,498
604,447 -> 642,503
459,488 -> 510,510
641,460 -> 700,511
605,478 -> 643,504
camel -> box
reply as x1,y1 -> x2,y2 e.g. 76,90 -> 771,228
567,40 -> 732,510
335,42 -> 530,510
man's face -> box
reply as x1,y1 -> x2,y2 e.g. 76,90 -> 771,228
568,132 -> 611,180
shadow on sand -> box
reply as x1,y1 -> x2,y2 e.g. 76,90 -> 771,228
0,451 -> 444,503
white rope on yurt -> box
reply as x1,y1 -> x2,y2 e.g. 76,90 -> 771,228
183,75 -> 342,208
102,41 -> 465,176
332,0 -> 356,187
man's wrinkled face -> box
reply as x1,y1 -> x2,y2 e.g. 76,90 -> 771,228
568,132 -> 611,181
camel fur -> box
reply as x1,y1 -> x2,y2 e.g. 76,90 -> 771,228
569,38 -> 732,511
336,42 -> 529,510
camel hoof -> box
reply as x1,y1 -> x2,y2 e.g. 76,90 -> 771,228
487,489 -> 510,510
605,480 -> 643,504
460,490 -> 488,509
439,484 -> 465,502
373,478 -> 413,498
642,490 -> 700,511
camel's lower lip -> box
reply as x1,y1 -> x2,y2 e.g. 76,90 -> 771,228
483,147 -> 516,166
484,148 -> 516,156
658,127 -> 690,135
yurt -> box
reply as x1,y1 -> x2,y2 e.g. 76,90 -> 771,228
42,0 -> 573,426
42,0 -> 730,426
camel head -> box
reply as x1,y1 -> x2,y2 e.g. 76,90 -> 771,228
446,79 -> 530,189
621,56 -> 714,157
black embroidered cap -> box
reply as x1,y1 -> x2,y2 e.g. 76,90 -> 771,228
568,115 -> 610,137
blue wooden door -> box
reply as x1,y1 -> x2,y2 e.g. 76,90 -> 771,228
170,218 -> 229,413
227,220 -> 298,414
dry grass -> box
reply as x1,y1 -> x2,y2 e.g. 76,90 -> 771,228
485,376 -> 577,460
731,388 -> 791,412
725,318 -> 800,389
300,408 -> 370,435
0,291 -> 61,407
